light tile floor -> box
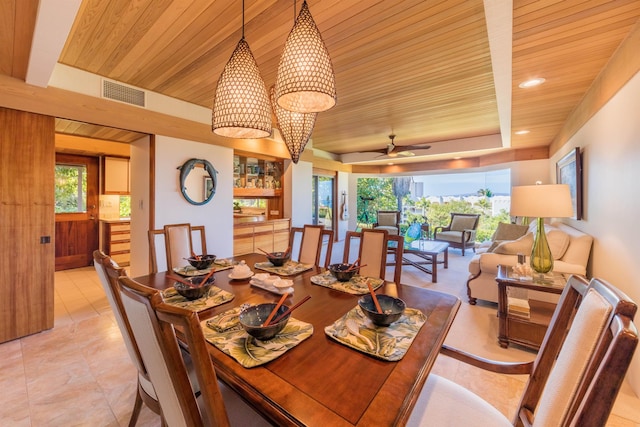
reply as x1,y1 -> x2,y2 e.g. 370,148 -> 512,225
0,251 -> 638,426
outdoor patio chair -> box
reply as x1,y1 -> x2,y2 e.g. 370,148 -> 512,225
373,210 -> 401,235
433,212 -> 480,255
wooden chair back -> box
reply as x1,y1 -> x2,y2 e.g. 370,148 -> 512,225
153,302 -> 231,427
93,250 -> 162,423
517,275 -> 638,426
343,229 -> 404,284
148,224 -> 207,273
117,275 -> 206,427
289,225 -> 334,268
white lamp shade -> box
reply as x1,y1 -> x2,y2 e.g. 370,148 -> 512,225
271,87 -> 317,164
510,184 -> 574,218
212,38 -> 272,138
275,0 -> 336,113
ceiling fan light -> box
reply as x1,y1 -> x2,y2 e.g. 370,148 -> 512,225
212,38 -> 272,139
275,0 -> 336,113
271,86 -> 317,163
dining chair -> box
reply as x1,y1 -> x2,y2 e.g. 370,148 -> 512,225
289,225 -> 334,268
93,250 -> 162,427
148,223 -> 207,273
117,274 -> 270,427
344,229 -> 404,284
407,275 -> 638,427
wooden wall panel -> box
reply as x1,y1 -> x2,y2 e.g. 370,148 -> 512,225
0,107 -> 55,342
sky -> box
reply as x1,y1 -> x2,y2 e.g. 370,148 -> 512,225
413,168 -> 511,197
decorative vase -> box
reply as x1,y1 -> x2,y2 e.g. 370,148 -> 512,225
530,217 -> 553,274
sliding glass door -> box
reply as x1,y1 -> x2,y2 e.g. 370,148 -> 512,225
312,172 -> 335,231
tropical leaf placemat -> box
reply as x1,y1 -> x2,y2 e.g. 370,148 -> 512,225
161,286 -> 234,312
324,306 -> 426,361
172,260 -> 233,277
310,272 -> 384,295
202,308 -> 313,368
254,261 -> 313,276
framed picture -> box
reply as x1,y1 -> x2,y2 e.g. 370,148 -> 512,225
556,147 -> 582,220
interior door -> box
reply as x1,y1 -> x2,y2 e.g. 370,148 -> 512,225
55,154 -> 99,270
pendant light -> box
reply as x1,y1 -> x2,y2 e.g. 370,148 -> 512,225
212,0 -> 271,138
275,0 -> 336,113
271,87 -> 317,163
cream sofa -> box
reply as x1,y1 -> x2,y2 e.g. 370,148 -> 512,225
467,221 -> 593,304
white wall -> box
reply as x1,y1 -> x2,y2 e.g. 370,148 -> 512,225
129,135 -> 151,278
336,170 -> 349,240
156,136 -> 234,258
285,160 -> 313,227
550,70 -> 640,394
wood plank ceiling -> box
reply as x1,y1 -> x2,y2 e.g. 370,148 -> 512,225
1,0 -> 640,164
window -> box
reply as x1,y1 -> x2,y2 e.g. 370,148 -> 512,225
55,164 -> 87,213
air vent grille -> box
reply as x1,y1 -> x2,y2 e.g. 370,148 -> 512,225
102,80 -> 145,107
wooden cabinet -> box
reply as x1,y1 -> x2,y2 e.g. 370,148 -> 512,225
102,156 -> 130,194
102,220 -> 131,266
233,219 -> 290,256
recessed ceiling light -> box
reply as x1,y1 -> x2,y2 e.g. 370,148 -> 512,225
387,162 -> 394,165
515,130 -> 530,135
453,156 -> 462,160
519,78 -> 545,88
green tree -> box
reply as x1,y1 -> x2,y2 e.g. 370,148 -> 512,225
356,178 -> 395,228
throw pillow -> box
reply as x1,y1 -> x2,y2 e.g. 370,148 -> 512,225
547,229 -> 571,260
493,232 -> 534,255
491,222 -> 529,242
450,215 -> 477,232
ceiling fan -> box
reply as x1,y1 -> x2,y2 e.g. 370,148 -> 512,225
362,134 -> 431,157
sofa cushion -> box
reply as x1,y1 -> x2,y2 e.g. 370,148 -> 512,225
493,232 -> 534,255
547,229 -> 571,260
437,230 -> 468,243
491,222 -> 529,242
450,216 -> 477,232
377,212 -> 398,227
374,225 -> 398,235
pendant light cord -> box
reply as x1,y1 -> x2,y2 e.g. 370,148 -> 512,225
241,0 -> 245,39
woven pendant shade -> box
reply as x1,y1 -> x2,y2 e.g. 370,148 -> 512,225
271,87 -> 317,163
275,0 -> 336,113
212,38 -> 271,138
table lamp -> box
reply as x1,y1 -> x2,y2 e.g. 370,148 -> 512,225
510,184 -> 573,274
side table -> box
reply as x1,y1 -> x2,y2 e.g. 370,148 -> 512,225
496,265 -> 567,350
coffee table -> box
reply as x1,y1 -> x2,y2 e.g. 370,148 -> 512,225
390,239 -> 449,283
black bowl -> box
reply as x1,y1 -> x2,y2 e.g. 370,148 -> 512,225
358,294 -> 406,326
187,254 -> 216,270
328,263 -> 356,282
173,276 -> 215,300
266,251 -> 290,267
239,303 -> 291,340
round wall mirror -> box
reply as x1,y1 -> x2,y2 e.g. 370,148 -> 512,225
177,158 -> 218,205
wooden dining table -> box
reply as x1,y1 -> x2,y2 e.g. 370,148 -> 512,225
135,253 -> 460,426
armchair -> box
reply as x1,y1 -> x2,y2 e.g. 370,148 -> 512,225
408,275 -> 638,426
373,210 -> 401,235
433,213 -> 480,256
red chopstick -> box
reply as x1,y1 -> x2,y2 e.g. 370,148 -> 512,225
263,292 -> 289,326
269,295 -> 311,325
367,281 -> 383,314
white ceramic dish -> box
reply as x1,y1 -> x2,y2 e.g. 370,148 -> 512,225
228,271 -> 254,280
